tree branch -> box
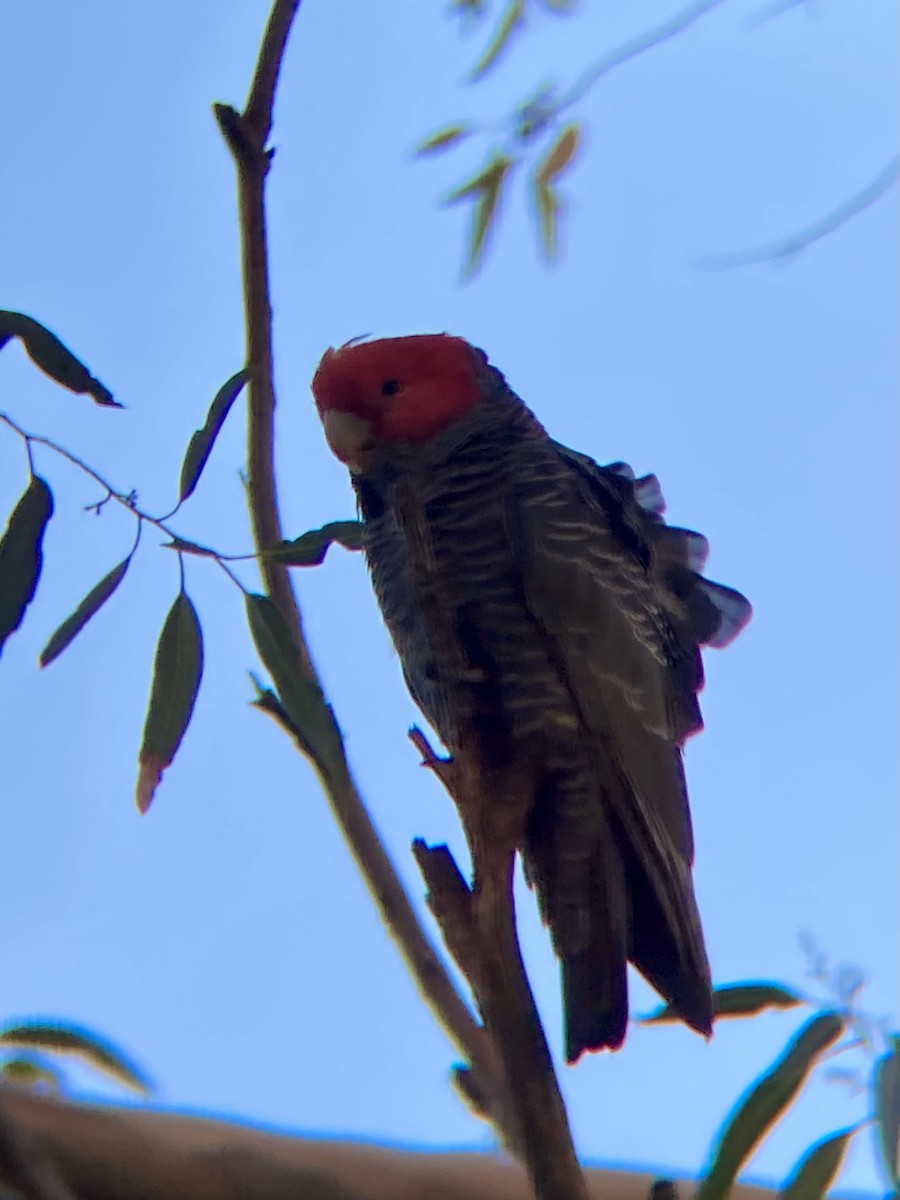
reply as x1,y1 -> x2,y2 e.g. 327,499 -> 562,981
0,1089 -> 788,1200
213,0 -> 508,1142
412,732 -> 587,1200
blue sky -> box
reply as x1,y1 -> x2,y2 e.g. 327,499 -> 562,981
1,0 -> 897,1191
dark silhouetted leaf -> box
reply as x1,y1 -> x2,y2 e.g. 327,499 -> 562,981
0,311 -> 119,407
163,536 -> 222,560
245,594 -> 348,788
136,593 -> 204,813
697,1011 -> 845,1200
777,1127 -> 857,1200
470,0 -> 525,80
875,1035 -> 900,1187
446,153 -> 516,276
0,1022 -> 150,1094
643,982 -> 805,1025
1,1055 -> 63,1093
415,125 -> 473,156
0,476 -> 54,657
269,520 -> 365,566
40,558 -> 130,667
179,368 -> 249,502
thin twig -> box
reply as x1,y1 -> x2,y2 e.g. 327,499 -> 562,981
559,0 -> 727,112
0,413 -> 251,580
214,0 -> 510,1135
702,155 -> 900,267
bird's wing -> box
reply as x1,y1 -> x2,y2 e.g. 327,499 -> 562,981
505,440 -> 748,1040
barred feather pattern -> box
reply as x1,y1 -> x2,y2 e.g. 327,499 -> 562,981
354,363 -> 750,1061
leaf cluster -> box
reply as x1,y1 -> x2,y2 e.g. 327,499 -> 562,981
0,314 -> 361,813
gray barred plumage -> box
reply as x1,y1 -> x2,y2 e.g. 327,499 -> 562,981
314,336 -> 750,1061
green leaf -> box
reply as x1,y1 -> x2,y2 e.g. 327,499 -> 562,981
777,1127 -> 857,1200
136,592 -> 204,813
415,125 -> 473,156
269,520 -> 365,566
697,1011 -> 845,1200
470,0 -> 525,80
163,536 -> 222,560
875,1035 -> 900,1187
0,311 -> 120,407
0,1022 -> 150,1094
643,982 -> 805,1025
1,1054 -> 64,1092
245,594 -> 348,789
0,475 -> 54,657
536,123 -> 581,182
40,558 -> 130,667
446,153 -> 516,276
533,124 -> 581,260
178,368 -> 249,502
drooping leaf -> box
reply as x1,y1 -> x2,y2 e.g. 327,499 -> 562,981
178,368 -> 249,502
245,594 -> 348,789
40,558 -> 130,667
875,1035 -> 900,1187
696,1011 -> 845,1200
535,180 -> 560,259
0,311 -> 119,407
136,592 -> 204,813
415,125 -> 473,156
446,153 -> 516,276
533,124 -> 581,259
0,475 -> 54,657
536,0 -> 578,10
777,1127 -> 858,1200
269,520 -> 365,566
0,1022 -> 150,1094
643,982 -> 805,1025
470,0 -> 525,80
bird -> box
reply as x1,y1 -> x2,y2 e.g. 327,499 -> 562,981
312,333 -> 751,1063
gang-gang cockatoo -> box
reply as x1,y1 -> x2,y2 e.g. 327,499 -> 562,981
312,334 -> 750,1062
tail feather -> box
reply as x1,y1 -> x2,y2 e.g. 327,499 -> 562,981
625,840 -> 714,1036
563,943 -> 628,1061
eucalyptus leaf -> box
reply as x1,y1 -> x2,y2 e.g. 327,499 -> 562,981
697,1012 -> 845,1200
245,594 -> 348,788
470,0 -> 525,80
777,1127 -> 857,1200
415,125 -> 473,156
269,520 -> 365,566
178,368 -> 249,502
0,476 -> 54,657
40,558 -> 130,667
0,1022 -> 150,1094
536,123 -> 581,182
446,153 -> 516,276
0,310 -> 119,407
136,592 -> 204,812
643,982 -> 805,1025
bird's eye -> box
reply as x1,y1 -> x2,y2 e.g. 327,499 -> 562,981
381,379 -> 401,397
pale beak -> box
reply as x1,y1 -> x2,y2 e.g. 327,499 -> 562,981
322,409 -> 375,472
